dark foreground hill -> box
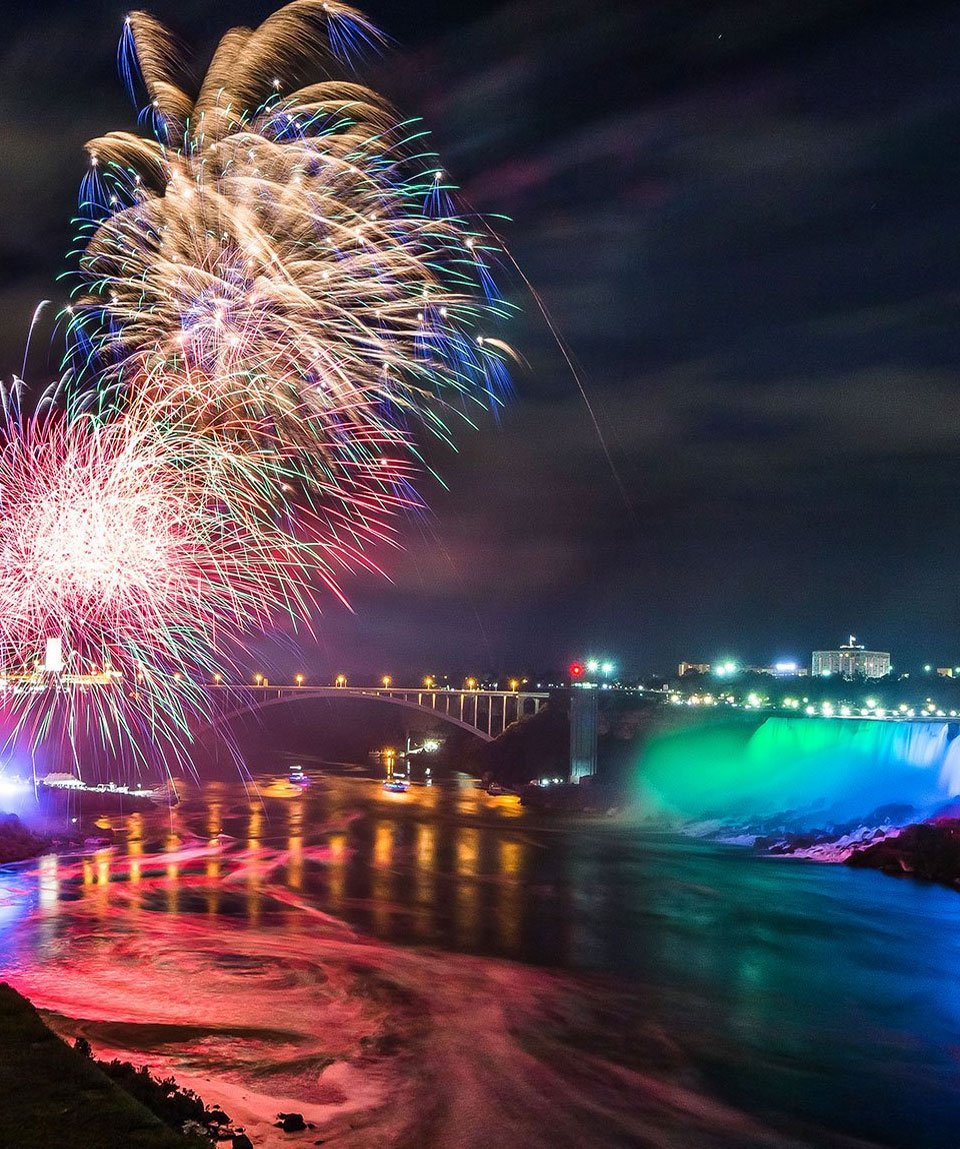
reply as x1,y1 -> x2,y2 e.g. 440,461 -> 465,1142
0,984 -> 206,1149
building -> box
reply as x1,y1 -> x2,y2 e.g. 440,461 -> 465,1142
811,649 -> 842,677
678,662 -> 710,677
811,636 -> 890,679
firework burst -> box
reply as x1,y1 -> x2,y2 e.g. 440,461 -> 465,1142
0,397 -> 330,764
66,0 -> 514,572
1,1 -> 516,771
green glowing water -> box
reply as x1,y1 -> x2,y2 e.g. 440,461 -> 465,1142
639,716 -> 960,827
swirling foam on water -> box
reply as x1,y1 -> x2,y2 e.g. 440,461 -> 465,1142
4,876 -> 810,1148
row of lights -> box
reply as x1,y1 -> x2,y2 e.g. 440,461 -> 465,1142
402,675 -> 525,691
669,690 -> 960,720
239,674 -> 527,690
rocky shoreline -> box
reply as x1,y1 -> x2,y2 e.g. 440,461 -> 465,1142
729,800 -> 960,892
706,806 -> 960,892
845,818 -> 960,888
71,1035 -> 261,1146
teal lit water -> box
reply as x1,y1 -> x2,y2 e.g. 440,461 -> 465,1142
1,774 -> 959,1147
641,716 -> 960,827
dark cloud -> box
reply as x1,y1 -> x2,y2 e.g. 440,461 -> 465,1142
1,0 -> 958,675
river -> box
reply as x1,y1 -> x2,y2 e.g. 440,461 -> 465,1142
1,771 -> 959,1147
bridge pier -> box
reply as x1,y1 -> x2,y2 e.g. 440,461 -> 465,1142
569,689 -> 598,782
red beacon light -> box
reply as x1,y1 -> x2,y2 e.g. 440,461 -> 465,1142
568,662 -> 585,680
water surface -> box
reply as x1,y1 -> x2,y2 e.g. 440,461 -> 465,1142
2,773 -> 958,1147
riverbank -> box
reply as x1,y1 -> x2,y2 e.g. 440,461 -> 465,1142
0,983 -> 202,1148
0,814 -> 50,866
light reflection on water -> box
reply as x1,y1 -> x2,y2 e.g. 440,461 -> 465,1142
4,775 -> 550,963
3,774 -> 960,1146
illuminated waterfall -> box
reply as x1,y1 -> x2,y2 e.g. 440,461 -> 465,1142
639,717 -> 960,830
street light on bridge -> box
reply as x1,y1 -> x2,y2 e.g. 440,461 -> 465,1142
509,678 -> 519,691
382,675 -> 392,688
254,673 -> 263,686
295,674 -> 304,687
466,677 -> 477,690
335,674 -> 347,688
423,675 -> 435,689
213,673 -> 222,684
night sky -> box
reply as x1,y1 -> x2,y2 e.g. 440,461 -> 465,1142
1,0 -> 959,677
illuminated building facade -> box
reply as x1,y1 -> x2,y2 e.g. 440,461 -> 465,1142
812,636 -> 890,679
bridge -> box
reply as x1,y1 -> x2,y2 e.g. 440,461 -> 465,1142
202,683 -> 550,742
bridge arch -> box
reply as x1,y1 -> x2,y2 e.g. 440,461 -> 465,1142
199,686 -> 548,742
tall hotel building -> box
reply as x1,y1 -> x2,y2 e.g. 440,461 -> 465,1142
811,636 -> 890,679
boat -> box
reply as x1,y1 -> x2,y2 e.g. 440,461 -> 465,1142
382,778 -> 409,793
287,765 -> 311,786
147,780 -> 181,806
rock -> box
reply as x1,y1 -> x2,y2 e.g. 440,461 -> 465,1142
232,1133 -> 254,1149
847,818 -> 960,888
278,1111 -> 307,1132
206,1106 -> 231,1125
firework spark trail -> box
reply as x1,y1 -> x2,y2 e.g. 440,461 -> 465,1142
0,1 -> 515,771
